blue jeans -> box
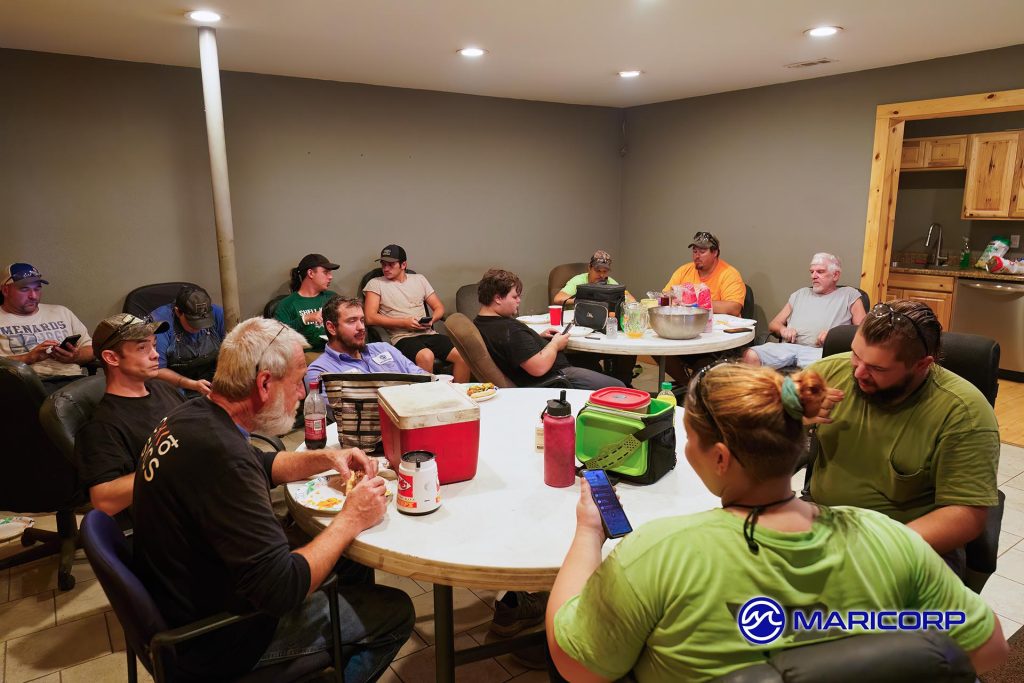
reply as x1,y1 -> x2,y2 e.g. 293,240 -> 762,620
256,563 -> 414,683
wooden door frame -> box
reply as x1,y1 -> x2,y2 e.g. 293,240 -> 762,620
860,88 -> 1024,304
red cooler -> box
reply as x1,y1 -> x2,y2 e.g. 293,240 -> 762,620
378,382 -> 480,484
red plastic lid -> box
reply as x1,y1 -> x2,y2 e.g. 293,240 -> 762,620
588,387 -> 651,412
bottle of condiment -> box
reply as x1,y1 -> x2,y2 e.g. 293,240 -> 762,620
959,237 -> 971,269
543,390 -> 576,487
304,380 -> 327,450
657,381 -> 677,408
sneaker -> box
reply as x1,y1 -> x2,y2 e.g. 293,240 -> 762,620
489,591 -> 549,638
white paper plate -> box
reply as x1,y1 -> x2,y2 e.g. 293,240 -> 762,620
471,389 -> 499,402
0,516 -> 35,542
289,475 -> 396,514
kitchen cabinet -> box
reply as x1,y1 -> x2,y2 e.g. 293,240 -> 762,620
962,131 -> 1023,218
900,135 -> 968,170
886,272 -> 955,330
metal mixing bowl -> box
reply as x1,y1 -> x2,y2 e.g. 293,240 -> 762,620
647,306 -> 709,339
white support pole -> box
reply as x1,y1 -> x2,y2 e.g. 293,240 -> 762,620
197,26 -> 241,329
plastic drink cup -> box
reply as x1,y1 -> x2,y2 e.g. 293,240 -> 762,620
549,305 -> 563,326
681,283 -> 698,305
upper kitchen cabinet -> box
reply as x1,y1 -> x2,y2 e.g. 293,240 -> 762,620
962,131 -> 1023,218
899,135 -> 968,170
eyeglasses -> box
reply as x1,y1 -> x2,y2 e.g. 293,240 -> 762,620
868,303 -> 928,355
691,231 -> 719,249
101,315 -> 150,351
690,360 -> 742,463
256,324 -> 287,372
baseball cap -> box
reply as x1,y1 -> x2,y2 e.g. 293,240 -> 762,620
93,313 -> 169,354
688,231 -> 720,251
376,245 -> 408,263
297,254 -> 341,274
174,285 -> 215,329
590,250 -> 612,268
2,263 -> 49,287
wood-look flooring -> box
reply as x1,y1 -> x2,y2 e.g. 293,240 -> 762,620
997,379 -> 1024,447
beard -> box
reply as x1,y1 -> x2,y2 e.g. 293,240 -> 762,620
250,386 -> 297,436
341,333 -> 367,352
851,368 -> 916,406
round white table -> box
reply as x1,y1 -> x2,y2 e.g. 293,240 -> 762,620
526,319 -> 755,385
286,388 -> 719,682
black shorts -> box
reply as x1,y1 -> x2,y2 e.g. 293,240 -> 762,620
395,333 -> 455,362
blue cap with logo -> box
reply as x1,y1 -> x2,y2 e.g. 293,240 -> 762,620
2,263 -> 49,287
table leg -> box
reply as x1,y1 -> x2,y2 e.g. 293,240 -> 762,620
657,356 -> 667,387
434,584 -> 455,683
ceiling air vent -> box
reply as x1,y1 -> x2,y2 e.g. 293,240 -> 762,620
784,57 -> 837,69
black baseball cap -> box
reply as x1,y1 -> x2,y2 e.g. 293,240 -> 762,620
688,231 -> 720,251
297,253 -> 341,274
174,285 -> 215,329
376,245 -> 408,263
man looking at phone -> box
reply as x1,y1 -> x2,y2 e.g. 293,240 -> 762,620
474,269 -> 623,390
150,284 -> 226,397
0,262 -> 94,392
76,313 -> 181,520
363,244 -> 469,381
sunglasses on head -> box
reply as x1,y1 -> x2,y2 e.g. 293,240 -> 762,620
868,303 -> 928,355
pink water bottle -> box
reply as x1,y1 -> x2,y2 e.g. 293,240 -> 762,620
543,390 -> 576,487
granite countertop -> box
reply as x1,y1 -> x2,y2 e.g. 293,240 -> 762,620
889,266 -> 1024,284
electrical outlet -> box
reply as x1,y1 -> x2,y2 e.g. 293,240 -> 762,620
1012,234 -> 1021,249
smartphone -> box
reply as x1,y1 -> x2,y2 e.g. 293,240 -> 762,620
59,334 -> 82,350
561,322 -> 574,335
418,316 -> 432,325
582,469 -> 633,538
584,333 -> 601,340
723,327 -> 752,334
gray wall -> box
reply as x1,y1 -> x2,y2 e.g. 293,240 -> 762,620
619,44 -> 1024,323
1,48 -> 623,328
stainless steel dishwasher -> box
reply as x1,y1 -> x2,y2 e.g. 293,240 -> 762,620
951,278 -> 1024,376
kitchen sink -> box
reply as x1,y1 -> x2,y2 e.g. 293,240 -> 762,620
891,263 -> 959,271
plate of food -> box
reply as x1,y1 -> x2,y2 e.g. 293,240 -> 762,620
290,471 -> 396,514
466,382 -> 498,402
0,516 -> 35,542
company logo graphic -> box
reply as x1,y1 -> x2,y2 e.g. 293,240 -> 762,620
737,597 -> 786,644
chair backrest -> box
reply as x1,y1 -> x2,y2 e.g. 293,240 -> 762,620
0,357 -> 81,512
742,284 -> 755,320
548,263 -> 588,303
456,283 -> 482,318
263,293 -> 287,319
822,325 -> 1000,407
443,313 -> 515,388
855,287 -> 871,312
39,375 -> 107,463
81,511 -> 167,673
123,282 -> 199,318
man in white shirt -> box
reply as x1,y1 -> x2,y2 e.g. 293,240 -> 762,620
743,253 -> 867,369
0,262 -> 94,391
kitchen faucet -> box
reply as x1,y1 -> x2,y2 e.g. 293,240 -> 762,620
925,222 -> 944,267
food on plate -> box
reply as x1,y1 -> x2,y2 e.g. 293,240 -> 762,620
326,470 -> 394,501
315,497 -> 343,510
466,382 -> 497,400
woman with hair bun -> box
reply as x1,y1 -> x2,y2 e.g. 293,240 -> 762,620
546,363 -> 1007,682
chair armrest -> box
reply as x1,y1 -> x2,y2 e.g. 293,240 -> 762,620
250,432 -> 285,452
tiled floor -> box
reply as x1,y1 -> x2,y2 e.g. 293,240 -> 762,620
2,366 -> 1022,681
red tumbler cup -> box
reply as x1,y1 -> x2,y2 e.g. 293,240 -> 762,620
549,305 -> 563,326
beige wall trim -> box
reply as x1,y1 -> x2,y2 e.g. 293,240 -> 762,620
860,88 -> 1024,302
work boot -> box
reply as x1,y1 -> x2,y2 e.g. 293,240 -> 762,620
489,591 -> 549,638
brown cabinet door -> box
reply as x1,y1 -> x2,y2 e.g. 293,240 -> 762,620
884,288 -> 902,303
1010,152 -> 1024,218
963,132 -> 1020,218
901,140 -> 925,169
924,136 -> 967,168
901,289 -> 953,330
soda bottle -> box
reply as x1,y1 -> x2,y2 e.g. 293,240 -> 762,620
656,381 -> 677,408
304,380 -> 328,450
543,390 -> 576,487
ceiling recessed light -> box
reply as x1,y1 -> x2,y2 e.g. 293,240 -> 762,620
458,47 -> 486,58
618,70 -> 642,79
187,10 -> 222,23
805,26 -> 841,37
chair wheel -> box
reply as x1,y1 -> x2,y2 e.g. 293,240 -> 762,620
58,573 -> 75,591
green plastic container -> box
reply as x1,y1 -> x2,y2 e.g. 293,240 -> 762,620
576,398 -> 674,478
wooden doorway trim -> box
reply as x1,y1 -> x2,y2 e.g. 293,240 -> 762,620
860,88 -> 1024,305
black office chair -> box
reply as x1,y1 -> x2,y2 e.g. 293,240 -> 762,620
262,293 -> 288,319
81,510 -> 343,683
123,282 -> 199,318
0,358 -> 85,590
814,324 -> 1004,592
712,631 -> 974,683
455,283 -> 482,318
741,284 -> 756,321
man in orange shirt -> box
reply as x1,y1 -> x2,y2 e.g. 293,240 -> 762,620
664,232 -> 747,383
663,231 -> 746,316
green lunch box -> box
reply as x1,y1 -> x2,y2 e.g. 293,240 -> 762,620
576,398 -> 677,485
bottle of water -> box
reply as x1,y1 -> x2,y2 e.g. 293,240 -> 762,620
606,316 -> 618,338
304,380 -> 327,450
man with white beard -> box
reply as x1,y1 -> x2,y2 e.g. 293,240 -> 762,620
132,318 -> 414,682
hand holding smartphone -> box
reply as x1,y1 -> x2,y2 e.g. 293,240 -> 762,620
418,316 -> 432,326
561,322 -> 574,335
582,469 -> 632,538
59,334 -> 82,351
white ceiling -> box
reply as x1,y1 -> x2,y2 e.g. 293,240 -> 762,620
3,0 -> 1024,107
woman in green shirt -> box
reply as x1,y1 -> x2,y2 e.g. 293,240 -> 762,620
547,363 -> 1008,682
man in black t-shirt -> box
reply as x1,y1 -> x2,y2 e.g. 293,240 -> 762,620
133,318 -> 413,682
76,313 -> 180,518
473,269 -> 624,390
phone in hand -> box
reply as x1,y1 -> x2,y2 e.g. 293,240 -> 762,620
418,316 -> 433,326
582,469 -> 632,538
561,322 -> 574,335
59,334 -> 82,351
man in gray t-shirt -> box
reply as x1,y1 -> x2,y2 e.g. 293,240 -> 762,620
743,253 -> 867,369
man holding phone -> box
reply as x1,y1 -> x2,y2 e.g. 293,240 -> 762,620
363,245 -> 469,381
0,262 -> 94,392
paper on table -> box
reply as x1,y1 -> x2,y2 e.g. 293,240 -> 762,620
712,314 -> 757,328
517,314 -> 552,324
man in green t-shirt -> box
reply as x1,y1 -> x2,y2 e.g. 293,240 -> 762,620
807,300 -> 999,573
274,253 -> 340,355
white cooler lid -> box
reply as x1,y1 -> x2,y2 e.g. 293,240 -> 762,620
378,382 -> 480,428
